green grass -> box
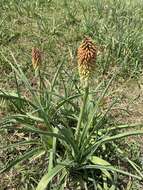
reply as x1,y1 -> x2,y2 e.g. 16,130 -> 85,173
0,0 -> 143,190
0,0 -> 143,80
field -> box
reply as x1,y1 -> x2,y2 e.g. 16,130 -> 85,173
0,0 -> 143,189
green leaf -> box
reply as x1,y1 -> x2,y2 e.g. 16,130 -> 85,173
79,81 -> 104,145
113,143 -> 143,179
85,75 -> 115,134
0,90 -> 37,109
1,51 -> 51,128
30,150 -> 46,162
109,185 -> 116,190
83,130 -> 143,162
75,85 -> 89,143
90,156 -> 112,180
36,164 -> 65,190
126,158 -> 143,179
57,169 -> 67,190
48,128 -> 58,174
78,164 -> 142,180
102,123 -> 143,133
0,147 -> 43,173
1,121 -> 78,158
50,61 -> 64,92
54,93 -> 81,111
90,156 -> 111,166
0,140 -> 40,150
59,127 -> 79,157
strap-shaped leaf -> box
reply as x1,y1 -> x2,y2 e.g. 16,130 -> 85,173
78,164 -> 142,180
0,147 -> 43,173
83,130 -> 143,162
90,156 -> 112,180
36,164 -> 66,190
0,140 -> 40,150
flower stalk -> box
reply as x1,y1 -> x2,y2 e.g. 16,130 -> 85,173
75,85 -> 89,141
75,37 -> 97,142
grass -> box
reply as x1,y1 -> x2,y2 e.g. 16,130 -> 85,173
0,0 -> 143,189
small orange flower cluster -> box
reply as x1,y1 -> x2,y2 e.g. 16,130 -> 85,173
32,47 -> 42,70
77,37 -> 97,85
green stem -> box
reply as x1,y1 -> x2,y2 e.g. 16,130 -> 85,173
38,70 -> 41,100
75,85 -> 89,142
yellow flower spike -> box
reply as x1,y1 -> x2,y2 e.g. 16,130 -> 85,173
77,37 -> 97,86
32,47 -> 42,70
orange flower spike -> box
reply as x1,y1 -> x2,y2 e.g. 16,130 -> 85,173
32,47 -> 42,70
77,37 -> 97,85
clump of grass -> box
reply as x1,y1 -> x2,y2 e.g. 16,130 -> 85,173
0,36 -> 143,190
1,0 -> 143,189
